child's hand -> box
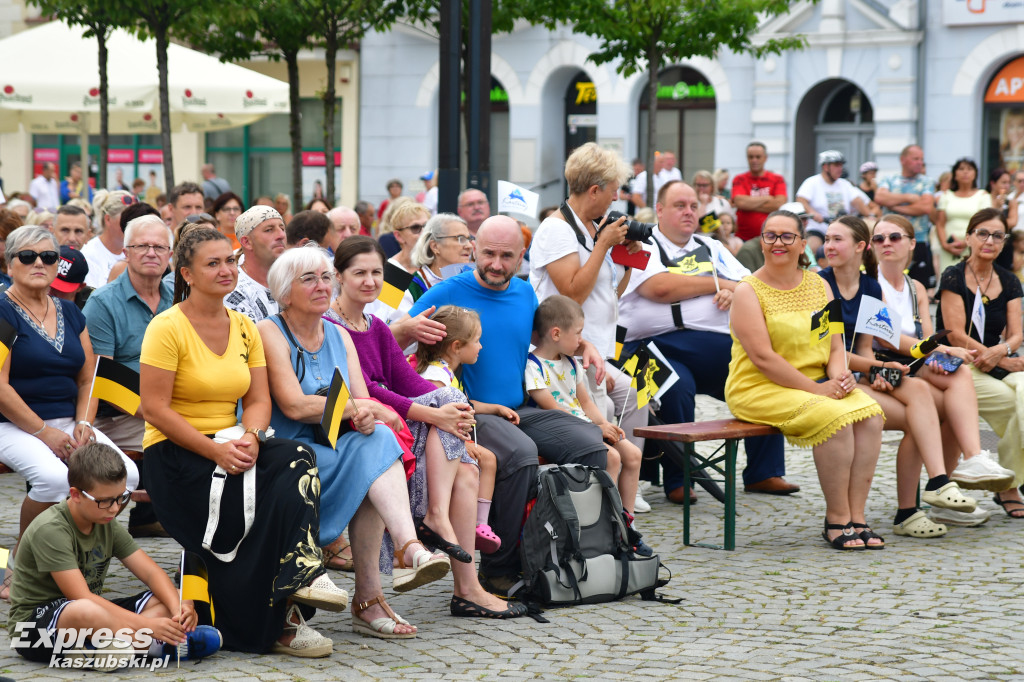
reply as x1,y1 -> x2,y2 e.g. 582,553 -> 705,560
149,616 -> 187,645
599,422 -> 622,444
498,406 -> 520,424
177,599 -> 199,632
465,441 -> 482,462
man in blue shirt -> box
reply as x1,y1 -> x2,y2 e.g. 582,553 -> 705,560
407,216 -> 610,591
83,214 -> 173,538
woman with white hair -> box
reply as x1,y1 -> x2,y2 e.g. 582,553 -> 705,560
258,245 -> 451,638
405,213 -> 475,304
82,189 -> 135,287
0,226 -> 139,598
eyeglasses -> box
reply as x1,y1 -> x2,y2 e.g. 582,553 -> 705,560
761,231 -> 798,245
126,244 -> 171,255
460,199 -> 489,208
870,233 -> 905,244
397,223 -> 425,235
12,250 -> 60,266
220,205 -> 242,214
80,488 -> 132,510
973,229 -> 1007,242
436,234 -> 476,245
295,272 -> 335,287
185,213 -> 216,224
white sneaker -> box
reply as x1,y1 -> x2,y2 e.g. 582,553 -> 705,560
929,506 -> 994,527
950,450 -> 1015,492
639,481 -> 652,494
634,491 -> 651,513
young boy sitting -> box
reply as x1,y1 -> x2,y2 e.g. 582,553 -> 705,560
7,443 -> 221,670
525,295 -> 648,553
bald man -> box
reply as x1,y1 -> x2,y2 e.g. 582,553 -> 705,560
326,206 -> 362,245
406,215 -> 614,593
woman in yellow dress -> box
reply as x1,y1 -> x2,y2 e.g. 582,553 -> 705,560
726,210 -> 884,550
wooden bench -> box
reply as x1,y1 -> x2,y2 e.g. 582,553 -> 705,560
634,419 -> 780,551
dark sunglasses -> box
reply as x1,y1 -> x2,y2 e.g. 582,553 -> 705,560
871,233 -> 905,244
12,250 -> 60,266
185,213 -> 216,224
397,222 -> 426,234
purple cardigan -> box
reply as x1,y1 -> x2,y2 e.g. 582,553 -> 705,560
324,313 -> 436,418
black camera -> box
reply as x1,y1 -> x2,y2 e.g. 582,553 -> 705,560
606,211 -> 654,243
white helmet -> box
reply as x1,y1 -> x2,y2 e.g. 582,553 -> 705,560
818,150 -> 845,166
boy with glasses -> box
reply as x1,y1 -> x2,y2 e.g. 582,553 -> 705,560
8,443 -> 221,670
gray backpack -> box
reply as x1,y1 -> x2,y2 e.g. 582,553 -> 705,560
511,464 -> 664,606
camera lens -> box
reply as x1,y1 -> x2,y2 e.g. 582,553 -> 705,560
606,211 -> 654,244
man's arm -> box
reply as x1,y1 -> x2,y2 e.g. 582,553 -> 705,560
636,271 -> 737,304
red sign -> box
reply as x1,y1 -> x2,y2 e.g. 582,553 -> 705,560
107,149 -> 134,163
301,151 -> 342,167
138,149 -> 164,164
986,56 -> 1024,103
33,148 -> 59,163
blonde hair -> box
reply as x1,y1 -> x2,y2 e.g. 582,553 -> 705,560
564,142 -> 631,196
378,196 -> 415,235
414,306 -> 481,373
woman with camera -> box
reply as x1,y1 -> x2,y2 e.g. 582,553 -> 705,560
528,142 -> 649,512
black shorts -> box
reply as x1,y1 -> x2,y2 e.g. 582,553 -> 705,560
13,590 -> 153,663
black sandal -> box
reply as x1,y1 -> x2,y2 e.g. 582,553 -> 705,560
450,596 -> 527,619
851,523 -> 885,549
416,521 -> 472,563
993,494 -> 1024,519
822,520 -> 865,550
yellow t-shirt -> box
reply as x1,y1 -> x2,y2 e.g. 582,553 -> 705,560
140,305 -> 266,449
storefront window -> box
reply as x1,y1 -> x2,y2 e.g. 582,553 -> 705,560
983,55 -> 1024,175
638,66 -> 716,181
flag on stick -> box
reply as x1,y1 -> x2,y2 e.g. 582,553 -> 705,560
0,319 -> 15,369
968,287 -> 986,340
179,550 -> 215,625
90,357 -> 141,415
853,295 -> 901,347
667,245 -> 715,276
319,368 -> 354,449
614,325 -> 627,362
378,261 -> 414,309
810,300 -> 844,346
699,212 -> 722,234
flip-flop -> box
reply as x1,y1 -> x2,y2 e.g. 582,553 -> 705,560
994,494 -> 1024,518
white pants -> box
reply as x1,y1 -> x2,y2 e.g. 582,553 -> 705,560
0,417 -> 139,502
587,363 -> 648,452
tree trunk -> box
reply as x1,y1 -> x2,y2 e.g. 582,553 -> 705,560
323,21 -> 338,206
286,49 -> 302,212
156,27 -> 174,189
645,45 -> 660,207
97,28 -> 109,193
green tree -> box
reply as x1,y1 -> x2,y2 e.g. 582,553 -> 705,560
28,0 -> 133,187
559,0 -> 809,203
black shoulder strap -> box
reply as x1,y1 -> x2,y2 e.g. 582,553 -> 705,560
558,202 -> 592,253
903,274 -> 923,339
274,313 -> 306,382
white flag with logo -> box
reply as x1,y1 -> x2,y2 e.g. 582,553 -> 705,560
853,295 -> 901,346
970,286 -> 986,338
496,180 -> 540,218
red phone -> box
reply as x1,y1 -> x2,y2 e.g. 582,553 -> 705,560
611,244 -> 651,270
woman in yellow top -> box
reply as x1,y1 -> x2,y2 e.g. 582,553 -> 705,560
140,224 -> 348,658
726,211 -> 884,550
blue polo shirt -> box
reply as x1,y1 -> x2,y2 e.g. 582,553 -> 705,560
83,270 -> 173,372
409,270 -> 538,408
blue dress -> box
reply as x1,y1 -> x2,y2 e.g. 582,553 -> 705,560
267,315 -> 403,546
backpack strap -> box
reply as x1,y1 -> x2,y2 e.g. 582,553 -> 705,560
904,273 -> 923,339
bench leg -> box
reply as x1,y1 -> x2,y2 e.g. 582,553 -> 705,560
682,443 -> 692,547
724,439 -> 737,551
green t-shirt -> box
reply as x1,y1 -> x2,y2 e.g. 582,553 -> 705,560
8,501 -> 138,636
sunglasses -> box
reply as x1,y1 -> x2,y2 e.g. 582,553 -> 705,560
185,213 -> 216,224
12,250 -> 60,266
870,233 -> 906,244
80,488 -> 132,510
397,222 -> 426,235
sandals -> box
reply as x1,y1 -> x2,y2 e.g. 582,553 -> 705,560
416,520 -> 472,563
993,494 -> 1024,518
352,595 -> 416,639
450,595 -> 528,619
921,482 -> 977,512
392,539 -> 451,593
475,524 -> 501,554
321,536 -> 354,572
821,520 -> 864,550
893,510 -> 948,538
291,573 -> 349,612
851,523 -> 885,550
271,604 -> 333,658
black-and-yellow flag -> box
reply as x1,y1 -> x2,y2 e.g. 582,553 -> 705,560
621,346 -> 651,409
810,299 -> 845,346
179,550 -> 214,625
91,357 -> 141,415
319,368 -> 352,449
0,319 -> 15,369
700,212 -> 722,233
378,261 -> 414,309
667,244 -> 714,276
614,325 -> 627,362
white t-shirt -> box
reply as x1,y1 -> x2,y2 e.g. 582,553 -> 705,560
876,274 -> 919,337
29,176 -> 60,212
524,354 -> 588,421
796,174 -> 869,234
630,171 -> 648,205
529,207 -> 625,358
618,225 -> 749,341
653,167 -> 683,201
422,186 -> 438,215
79,237 -> 125,289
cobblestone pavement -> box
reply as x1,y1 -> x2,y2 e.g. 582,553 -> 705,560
0,396 -> 1022,680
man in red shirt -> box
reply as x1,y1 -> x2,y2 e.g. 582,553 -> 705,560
731,142 -> 788,241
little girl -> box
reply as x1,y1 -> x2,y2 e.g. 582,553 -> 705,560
714,212 -> 743,255
415,305 -> 517,554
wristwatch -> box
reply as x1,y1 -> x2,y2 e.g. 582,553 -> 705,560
244,426 -> 268,444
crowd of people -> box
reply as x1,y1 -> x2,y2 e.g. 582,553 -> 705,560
0,140 -> 1023,664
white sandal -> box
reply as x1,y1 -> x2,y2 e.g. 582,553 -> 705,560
271,605 -> 333,658
893,510 -> 947,538
291,573 -> 349,611
352,594 -> 417,639
392,539 -> 451,593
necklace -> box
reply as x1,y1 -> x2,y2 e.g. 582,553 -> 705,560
333,300 -> 366,332
6,289 -> 49,327
966,260 -> 994,304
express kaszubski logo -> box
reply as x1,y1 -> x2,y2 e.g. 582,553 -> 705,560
182,88 -> 207,107
1,84 -> 32,104
243,89 -> 267,107
10,623 -> 168,671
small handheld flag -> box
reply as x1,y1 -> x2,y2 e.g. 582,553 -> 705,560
810,299 -> 844,346
179,550 -> 215,626
646,341 -> 679,403
968,287 -> 986,340
378,261 -> 414,309
667,245 -> 715,276
699,212 -> 722,234
90,357 -> 141,416
319,368 -> 355,449
620,346 -> 652,409
909,330 -> 951,359
614,325 -> 627,362
853,295 -> 901,347
0,318 -> 15,369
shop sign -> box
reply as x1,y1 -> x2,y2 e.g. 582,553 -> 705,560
107,149 -> 134,163
943,0 -> 1024,26
301,151 -> 342,167
138,149 -> 163,164
657,81 -> 715,100
986,56 -> 1024,103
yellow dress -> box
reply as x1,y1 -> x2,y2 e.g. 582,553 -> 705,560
725,271 -> 882,447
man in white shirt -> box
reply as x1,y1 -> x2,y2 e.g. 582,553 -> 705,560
420,170 -> 438,215
796,150 -> 875,250
29,162 -> 60,212
652,151 -> 683,201
619,180 -> 796,500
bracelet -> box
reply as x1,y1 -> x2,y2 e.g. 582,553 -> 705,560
76,421 -> 94,430
1006,343 -> 1013,357
30,423 -> 46,436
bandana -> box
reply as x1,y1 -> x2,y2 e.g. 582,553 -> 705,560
235,206 -> 282,239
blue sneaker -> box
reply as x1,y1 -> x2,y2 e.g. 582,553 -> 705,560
163,625 -> 223,662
